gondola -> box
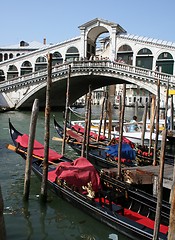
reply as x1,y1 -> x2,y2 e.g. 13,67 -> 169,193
53,117 -> 170,214
53,117 -> 137,169
55,118 -> 174,167
7,119 -> 169,240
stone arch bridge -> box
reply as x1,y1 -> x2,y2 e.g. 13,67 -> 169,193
0,60 -> 175,110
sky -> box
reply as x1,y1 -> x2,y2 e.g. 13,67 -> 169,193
1,0 -> 175,47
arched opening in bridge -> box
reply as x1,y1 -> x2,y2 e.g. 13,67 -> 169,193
7,65 -> 18,80
9,53 -> 13,59
0,53 -> 3,62
156,52 -> 174,74
35,56 -> 47,71
4,53 -> 8,61
21,61 -> 33,76
117,44 -> 133,64
0,70 -> 5,82
52,51 -> 63,66
65,47 -> 79,62
87,27 -> 110,60
136,48 -> 153,70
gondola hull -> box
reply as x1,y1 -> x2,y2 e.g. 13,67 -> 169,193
7,119 -> 169,240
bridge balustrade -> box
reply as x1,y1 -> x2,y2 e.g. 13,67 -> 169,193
0,60 -> 175,93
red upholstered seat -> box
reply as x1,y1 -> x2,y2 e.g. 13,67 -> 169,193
16,134 -> 63,161
124,208 -> 168,234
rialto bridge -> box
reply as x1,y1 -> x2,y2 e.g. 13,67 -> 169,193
0,18 -> 175,109
0,60 -> 175,109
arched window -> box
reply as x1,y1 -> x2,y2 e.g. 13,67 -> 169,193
21,61 -> 33,76
156,52 -> 174,74
21,61 -> 32,67
137,48 -> 152,55
117,44 -> 133,65
0,53 -> 3,62
136,48 -> 153,69
158,52 -> 173,60
0,70 -> 5,81
52,51 -> 63,66
36,56 -> 47,63
8,65 -> 18,71
9,53 -> 13,59
35,56 -> 47,71
20,41 -> 29,47
7,65 -> 18,80
67,47 -> 79,53
65,47 -> 79,62
118,44 -> 132,52
4,53 -> 8,61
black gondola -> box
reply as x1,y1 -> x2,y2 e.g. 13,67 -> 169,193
53,117 -> 137,169
7,119 -> 169,240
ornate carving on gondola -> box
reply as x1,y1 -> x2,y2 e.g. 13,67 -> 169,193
82,181 -> 95,199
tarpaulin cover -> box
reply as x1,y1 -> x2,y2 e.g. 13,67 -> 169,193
48,157 -> 102,192
109,136 -> 135,149
66,129 -> 84,143
106,143 -> 136,160
16,134 -> 63,161
72,124 -> 106,141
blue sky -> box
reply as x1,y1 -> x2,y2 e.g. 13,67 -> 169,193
1,0 -> 175,46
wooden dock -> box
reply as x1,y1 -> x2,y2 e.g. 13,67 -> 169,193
123,163 -> 174,190
102,163 -> 174,193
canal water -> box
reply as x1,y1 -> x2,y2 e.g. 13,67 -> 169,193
0,106 -> 144,240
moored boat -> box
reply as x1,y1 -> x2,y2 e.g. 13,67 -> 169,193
7,119 -> 169,240
53,117 -> 137,169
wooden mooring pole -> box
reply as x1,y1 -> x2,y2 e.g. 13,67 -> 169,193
97,97 -> 105,141
108,101 -> 112,140
118,84 -> 126,179
153,80 -> 169,239
0,184 -> 6,240
141,102 -> 148,147
148,95 -> 156,152
62,64 -> 71,155
153,79 -> 160,166
23,98 -> 39,201
40,53 -> 52,202
86,86 -> 92,159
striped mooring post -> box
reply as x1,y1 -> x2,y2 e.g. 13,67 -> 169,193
0,184 -> 6,239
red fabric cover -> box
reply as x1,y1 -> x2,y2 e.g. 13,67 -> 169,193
16,134 -> 63,161
72,124 -> 84,134
124,208 -> 168,234
114,137 -> 135,149
48,157 -> 101,192
66,129 -> 84,143
72,124 -> 106,141
89,131 -> 106,141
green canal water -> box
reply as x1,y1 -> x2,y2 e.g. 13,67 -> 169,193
0,106 -> 142,240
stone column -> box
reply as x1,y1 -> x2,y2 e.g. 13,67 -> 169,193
79,27 -> 86,59
109,27 -> 117,61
